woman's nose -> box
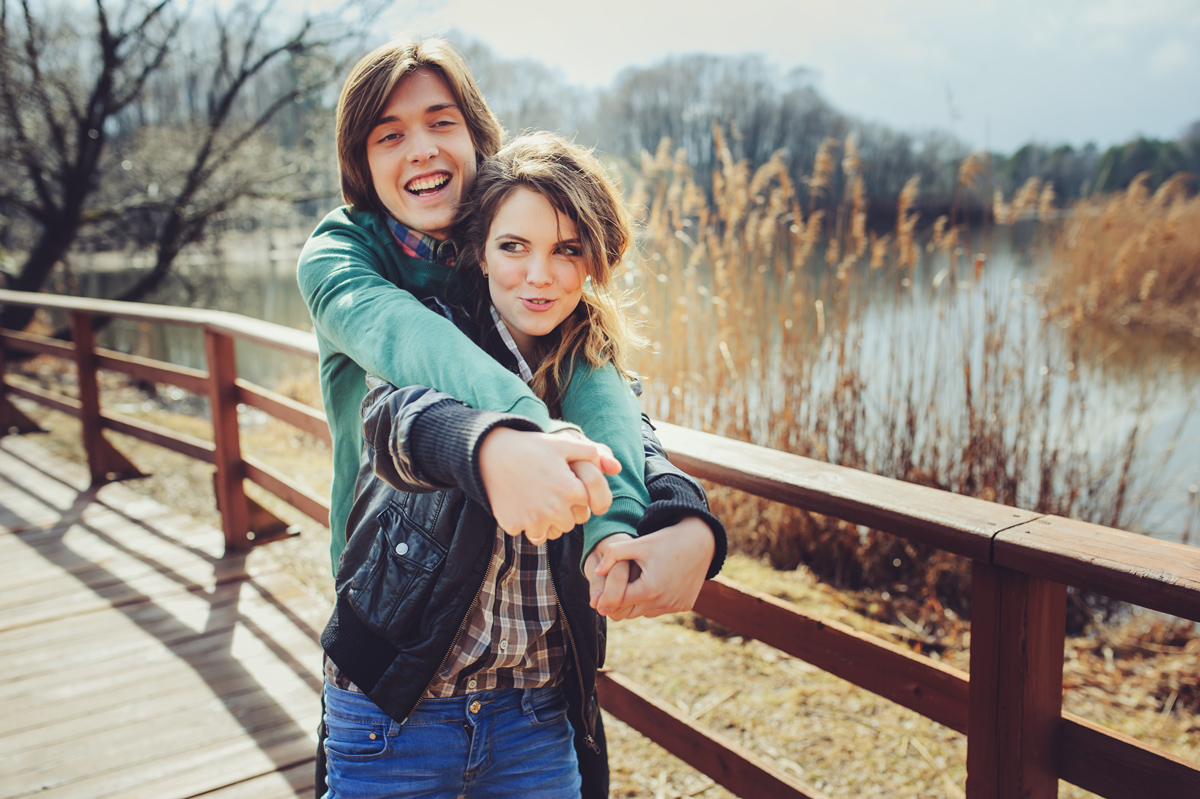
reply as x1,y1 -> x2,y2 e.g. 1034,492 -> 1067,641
525,253 -> 553,286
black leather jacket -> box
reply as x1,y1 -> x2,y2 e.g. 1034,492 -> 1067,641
321,381 -> 725,798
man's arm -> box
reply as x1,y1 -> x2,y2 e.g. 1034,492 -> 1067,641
298,213 -> 551,426
298,211 -> 616,538
360,380 -> 619,539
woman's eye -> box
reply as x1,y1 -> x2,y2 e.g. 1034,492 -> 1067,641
498,241 -> 523,253
377,132 -> 401,143
557,244 -> 582,257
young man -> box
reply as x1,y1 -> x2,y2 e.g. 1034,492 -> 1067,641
298,38 -> 726,796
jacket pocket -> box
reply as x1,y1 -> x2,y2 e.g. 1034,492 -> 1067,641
348,503 -> 447,641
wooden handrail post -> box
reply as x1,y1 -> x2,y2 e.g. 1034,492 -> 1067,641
69,312 -> 141,485
205,328 -> 253,551
204,328 -> 292,553
0,324 -> 44,436
966,561 -> 1067,799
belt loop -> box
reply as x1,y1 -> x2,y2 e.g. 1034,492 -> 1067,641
519,687 -> 534,715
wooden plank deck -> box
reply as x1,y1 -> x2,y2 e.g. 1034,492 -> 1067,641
0,435 -> 330,799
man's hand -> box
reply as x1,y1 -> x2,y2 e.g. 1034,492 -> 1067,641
479,427 -> 620,545
588,517 -> 715,619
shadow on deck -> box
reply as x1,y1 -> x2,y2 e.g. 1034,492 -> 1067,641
0,436 -> 329,799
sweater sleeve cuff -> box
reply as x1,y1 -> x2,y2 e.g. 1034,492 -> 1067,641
636,499 -> 727,580
580,496 -> 644,566
409,399 -> 543,510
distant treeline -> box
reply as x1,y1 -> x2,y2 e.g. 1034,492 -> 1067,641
458,37 -> 1200,217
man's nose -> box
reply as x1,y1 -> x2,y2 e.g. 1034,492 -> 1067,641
406,128 -> 438,162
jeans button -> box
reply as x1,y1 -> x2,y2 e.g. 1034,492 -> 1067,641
469,700 -> 481,714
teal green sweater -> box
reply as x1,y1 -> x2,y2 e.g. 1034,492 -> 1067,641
297,206 -> 647,574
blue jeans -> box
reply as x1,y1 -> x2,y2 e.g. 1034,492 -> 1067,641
321,681 -> 581,799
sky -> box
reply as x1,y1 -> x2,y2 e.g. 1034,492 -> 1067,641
383,0 -> 1200,154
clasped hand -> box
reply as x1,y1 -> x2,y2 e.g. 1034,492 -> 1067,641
478,426 -> 714,618
478,427 -> 619,546
583,517 -> 713,620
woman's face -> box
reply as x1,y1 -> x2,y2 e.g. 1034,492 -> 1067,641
483,187 -> 587,360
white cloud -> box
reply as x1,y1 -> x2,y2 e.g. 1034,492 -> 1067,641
1081,0 -> 1200,29
1150,37 -> 1192,75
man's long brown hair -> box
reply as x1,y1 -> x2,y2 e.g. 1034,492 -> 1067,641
335,38 -> 503,214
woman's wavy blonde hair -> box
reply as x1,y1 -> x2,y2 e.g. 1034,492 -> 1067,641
454,132 -> 641,413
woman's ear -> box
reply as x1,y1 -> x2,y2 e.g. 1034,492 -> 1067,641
481,259 -> 489,277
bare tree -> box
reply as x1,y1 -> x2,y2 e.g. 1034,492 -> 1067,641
0,0 -> 378,331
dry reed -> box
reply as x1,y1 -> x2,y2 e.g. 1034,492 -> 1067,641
627,132 -> 1161,626
1030,171 -> 1200,338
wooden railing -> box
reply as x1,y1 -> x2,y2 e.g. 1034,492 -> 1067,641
1,288 -> 1197,799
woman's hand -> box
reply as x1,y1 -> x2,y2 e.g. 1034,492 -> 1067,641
586,517 -> 714,619
479,427 -> 620,544
584,533 -> 637,616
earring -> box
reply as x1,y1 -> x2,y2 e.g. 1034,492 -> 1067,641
481,266 -> 488,277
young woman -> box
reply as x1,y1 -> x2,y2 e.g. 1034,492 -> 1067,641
319,134 -> 719,798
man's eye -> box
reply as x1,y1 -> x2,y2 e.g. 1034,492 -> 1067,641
377,132 -> 401,143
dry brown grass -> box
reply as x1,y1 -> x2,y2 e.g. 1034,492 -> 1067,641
1037,172 -> 1200,337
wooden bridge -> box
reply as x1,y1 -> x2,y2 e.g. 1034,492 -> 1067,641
0,434 -> 325,798
1,288 -> 1198,799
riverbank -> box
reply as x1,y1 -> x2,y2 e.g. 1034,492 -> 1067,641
6,362 -> 1196,798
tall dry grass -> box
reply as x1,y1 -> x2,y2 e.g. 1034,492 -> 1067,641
623,134 -> 1157,627
1031,172 -> 1200,338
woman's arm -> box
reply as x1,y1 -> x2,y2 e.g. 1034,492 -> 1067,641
584,414 -> 727,617
558,362 -> 649,561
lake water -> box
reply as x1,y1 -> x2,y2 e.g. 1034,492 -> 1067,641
69,228 -> 1199,545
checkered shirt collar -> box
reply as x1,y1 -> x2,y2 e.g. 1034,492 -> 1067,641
385,217 -> 457,265
489,305 -> 534,383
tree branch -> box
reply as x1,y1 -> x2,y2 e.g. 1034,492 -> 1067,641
18,0 -> 69,155
109,12 -> 182,113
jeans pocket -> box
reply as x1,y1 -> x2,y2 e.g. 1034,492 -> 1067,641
525,687 -> 570,727
324,715 -> 389,761
323,690 -> 391,762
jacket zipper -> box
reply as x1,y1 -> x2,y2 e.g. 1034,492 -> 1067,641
549,560 -> 600,753
402,533 -> 496,724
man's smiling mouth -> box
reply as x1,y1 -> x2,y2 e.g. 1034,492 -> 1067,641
405,173 -> 450,196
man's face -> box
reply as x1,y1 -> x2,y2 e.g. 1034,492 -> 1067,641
365,69 -> 478,240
